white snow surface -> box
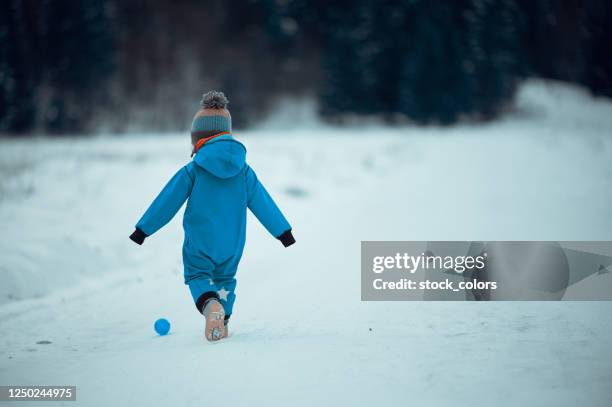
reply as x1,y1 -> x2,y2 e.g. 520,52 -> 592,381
1,80 -> 612,406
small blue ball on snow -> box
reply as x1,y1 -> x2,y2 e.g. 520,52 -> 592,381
154,318 -> 171,336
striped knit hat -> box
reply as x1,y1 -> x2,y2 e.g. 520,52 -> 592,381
191,91 -> 231,147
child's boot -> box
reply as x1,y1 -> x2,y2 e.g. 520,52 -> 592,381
203,299 -> 226,342
223,317 -> 229,339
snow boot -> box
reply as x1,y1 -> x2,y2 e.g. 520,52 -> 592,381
203,298 -> 226,342
223,318 -> 229,339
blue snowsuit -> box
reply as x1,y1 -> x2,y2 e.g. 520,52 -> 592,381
132,135 -> 293,316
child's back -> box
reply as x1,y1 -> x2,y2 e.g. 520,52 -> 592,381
129,91 -> 294,341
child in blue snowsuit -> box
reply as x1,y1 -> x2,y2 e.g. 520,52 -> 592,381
129,91 -> 295,341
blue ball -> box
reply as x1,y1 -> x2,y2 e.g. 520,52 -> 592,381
154,318 -> 171,336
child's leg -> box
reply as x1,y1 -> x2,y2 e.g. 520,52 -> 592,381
213,256 -> 239,319
183,246 -> 218,312
214,275 -> 237,318
183,249 -> 229,341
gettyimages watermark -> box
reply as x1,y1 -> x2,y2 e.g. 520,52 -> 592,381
361,241 -> 612,301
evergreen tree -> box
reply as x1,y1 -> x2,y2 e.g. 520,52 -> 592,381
397,1 -> 470,124
319,0 -> 373,117
39,0 -> 114,133
465,0 -> 521,119
397,0 -> 521,124
318,0 -> 522,124
0,0 -> 113,134
0,0 -> 39,133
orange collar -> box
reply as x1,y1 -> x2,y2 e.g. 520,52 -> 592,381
191,131 -> 230,157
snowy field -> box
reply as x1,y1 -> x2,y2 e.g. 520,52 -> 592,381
1,80 -> 612,406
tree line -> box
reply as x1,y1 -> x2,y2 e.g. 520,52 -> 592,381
1,0 -> 610,134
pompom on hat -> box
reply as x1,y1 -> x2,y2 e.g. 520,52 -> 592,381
191,91 -> 232,152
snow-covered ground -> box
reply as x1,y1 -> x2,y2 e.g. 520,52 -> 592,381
1,80 -> 611,406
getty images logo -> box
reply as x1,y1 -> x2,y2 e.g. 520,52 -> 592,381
372,252 -> 487,274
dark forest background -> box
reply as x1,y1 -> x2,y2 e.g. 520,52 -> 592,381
1,0 -> 611,135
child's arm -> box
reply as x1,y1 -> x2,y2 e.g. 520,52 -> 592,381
129,165 -> 194,245
245,165 -> 295,247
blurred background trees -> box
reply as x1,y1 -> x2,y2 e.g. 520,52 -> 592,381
1,0 -> 113,133
1,0 -> 610,134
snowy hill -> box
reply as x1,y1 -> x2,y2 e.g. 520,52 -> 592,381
1,80 -> 611,406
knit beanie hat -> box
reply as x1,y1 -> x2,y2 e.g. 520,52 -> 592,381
191,91 -> 231,146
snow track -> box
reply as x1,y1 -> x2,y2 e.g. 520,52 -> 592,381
1,81 -> 611,406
